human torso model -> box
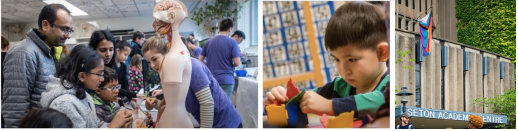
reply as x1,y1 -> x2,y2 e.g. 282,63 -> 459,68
153,0 -> 193,128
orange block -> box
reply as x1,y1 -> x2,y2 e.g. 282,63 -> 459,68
327,111 -> 354,128
265,104 -> 288,126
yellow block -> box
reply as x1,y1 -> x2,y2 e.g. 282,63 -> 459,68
265,104 -> 288,126
327,111 -> 354,128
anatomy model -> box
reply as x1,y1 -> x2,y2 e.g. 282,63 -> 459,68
152,0 -> 193,128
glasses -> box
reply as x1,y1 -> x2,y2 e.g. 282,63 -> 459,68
51,23 -> 74,35
85,72 -> 104,78
99,84 -> 121,93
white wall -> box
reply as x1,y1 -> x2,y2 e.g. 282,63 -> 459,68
235,0 -> 258,55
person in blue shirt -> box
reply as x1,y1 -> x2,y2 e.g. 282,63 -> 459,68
199,18 -> 241,98
186,38 -> 202,58
396,113 -> 415,129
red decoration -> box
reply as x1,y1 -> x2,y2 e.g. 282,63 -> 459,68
286,78 -> 300,99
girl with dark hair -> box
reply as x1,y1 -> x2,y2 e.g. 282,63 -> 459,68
40,45 -> 133,128
19,107 -> 73,128
114,40 -> 144,106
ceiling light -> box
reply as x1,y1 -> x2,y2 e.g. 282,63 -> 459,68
43,0 -> 88,16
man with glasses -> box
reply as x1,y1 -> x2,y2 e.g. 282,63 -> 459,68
2,4 -> 73,127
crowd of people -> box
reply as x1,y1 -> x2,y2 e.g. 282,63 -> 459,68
1,3 -> 247,128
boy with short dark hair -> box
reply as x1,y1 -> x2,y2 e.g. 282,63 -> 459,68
265,2 -> 389,118
91,67 -> 121,123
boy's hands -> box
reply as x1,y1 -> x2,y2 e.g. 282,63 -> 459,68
300,91 -> 334,116
264,86 -> 289,105
108,109 -> 133,128
265,87 -> 334,116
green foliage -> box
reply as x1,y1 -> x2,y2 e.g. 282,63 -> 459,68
190,0 -> 247,37
396,50 -> 415,69
474,89 -> 516,129
146,66 -> 161,91
395,50 -> 413,106
456,0 -> 516,63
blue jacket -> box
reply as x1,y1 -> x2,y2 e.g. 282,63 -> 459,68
2,29 -> 61,127
396,123 -> 415,129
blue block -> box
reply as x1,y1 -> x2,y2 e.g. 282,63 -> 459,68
286,102 -> 308,128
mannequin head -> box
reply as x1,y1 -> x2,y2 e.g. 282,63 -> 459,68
152,0 -> 188,35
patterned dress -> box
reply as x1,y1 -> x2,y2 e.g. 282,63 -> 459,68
129,66 -> 144,93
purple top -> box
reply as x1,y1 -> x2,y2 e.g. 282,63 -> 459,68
185,59 -> 242,127
201,35 -> 241,85
193,47 -> 202,58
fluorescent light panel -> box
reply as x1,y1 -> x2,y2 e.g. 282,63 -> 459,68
43,0 -> 88,16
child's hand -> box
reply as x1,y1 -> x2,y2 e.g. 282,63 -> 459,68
152,90 -> 163,96
300,91 -> 334,116
264,86 -> 289,105
108,109 -> 133,128
136,94 -> 146,99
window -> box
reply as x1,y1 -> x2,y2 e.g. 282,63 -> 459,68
415,63 -> 421,107
399,0 -> 401,4
413,0 -> 415,9
419,0 -> 421,12
405,19 -> 410,30
405,0 -> 408,7
251,0 -> 258,46
398,17 -> 402,29
425,0 -> 428,13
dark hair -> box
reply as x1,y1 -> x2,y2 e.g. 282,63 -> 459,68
132,31 -> 144,42
115,40 -> 131,50
189,33 -> 194,37
100,67 -> 118,88
19,107 -> 73,128
1,35 -> 9,49
186,38 -> 194,45
324,2 -> 386,51
181,36 -> 186,45
56,44 -> 102,99
88,30 -> 117,68
38,4 -> 71,30
219,18 -> 234,31
231,30 -> 246,39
